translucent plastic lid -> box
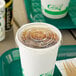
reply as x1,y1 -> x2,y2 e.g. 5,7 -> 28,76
20,27 -> 59,48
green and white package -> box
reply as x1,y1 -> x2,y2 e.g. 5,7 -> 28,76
41,0 -> 70,19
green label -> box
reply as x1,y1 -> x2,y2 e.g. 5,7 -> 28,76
47,4 -> 63,11
43,6 -> 69,15
40,70 -> 53,76
22,68 -> 53,76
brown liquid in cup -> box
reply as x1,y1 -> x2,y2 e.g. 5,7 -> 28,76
20,27 -> 59,48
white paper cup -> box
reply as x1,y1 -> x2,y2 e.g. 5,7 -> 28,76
41,0 -> 70,19
16,23 -> 62,76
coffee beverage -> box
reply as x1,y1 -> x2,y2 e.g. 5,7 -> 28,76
16,23 -> 62,76
20,27 -> 59,48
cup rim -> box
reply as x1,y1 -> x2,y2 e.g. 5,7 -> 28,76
16,22 -> 62,50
